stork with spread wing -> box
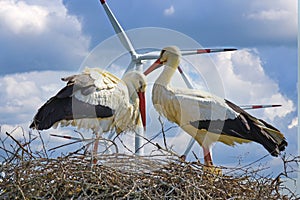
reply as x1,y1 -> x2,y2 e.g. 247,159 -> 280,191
30,68 -> 146,159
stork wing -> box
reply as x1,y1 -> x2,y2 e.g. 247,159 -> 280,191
30,68 -> 128,130
164,87 -> 287,156
69,68 -> 128,109
184,91 -> 287,156
170,88 -> 238,124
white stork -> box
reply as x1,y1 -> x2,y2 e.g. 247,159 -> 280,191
30,67 -> 146,159
144,46 -> 287,167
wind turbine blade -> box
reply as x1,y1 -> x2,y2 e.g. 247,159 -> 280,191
177,48 -> 236,89
178,66 -> 194,89
139,51 -> 161,60
139,48 -> 237,61
99,0 -> 137,57
183,138 -> 196,157
124,60 -> 138,74
181,48 -> 237,56
240,104 -> 281,110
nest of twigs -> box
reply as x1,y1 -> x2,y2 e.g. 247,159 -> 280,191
0,127 -> 299,199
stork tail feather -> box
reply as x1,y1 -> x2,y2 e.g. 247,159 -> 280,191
251,117 -> 287,156
227,100 -> 288,157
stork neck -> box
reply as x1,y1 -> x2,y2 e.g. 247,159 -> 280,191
124,80 -> 138,103
156,58 -> 179,86
155,66 -> 175,85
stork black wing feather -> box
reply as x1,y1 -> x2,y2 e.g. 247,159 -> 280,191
190,99 -> 287,157
30,74 -> 114,130
30,95 -> 114,130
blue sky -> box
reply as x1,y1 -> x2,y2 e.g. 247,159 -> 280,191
0,0 -> 298,189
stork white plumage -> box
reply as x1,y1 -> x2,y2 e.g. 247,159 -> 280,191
30,68 -> 146,161
144,46 -> 287,167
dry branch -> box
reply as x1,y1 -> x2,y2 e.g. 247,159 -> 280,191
0,126 -> 298,199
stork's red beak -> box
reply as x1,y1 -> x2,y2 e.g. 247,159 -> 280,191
137,91 -> 146,130
144,59 -> 163,76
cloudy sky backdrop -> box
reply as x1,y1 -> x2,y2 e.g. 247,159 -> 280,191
0,0 -> 298,184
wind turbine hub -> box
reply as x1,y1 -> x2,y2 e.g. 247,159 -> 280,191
131,53 -> 139,61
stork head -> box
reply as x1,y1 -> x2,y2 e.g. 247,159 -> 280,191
144,46 -> 181,75
123,71 -> 147,97
122,71 -> 147,130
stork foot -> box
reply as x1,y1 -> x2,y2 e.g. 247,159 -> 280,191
203,165 -> 222,176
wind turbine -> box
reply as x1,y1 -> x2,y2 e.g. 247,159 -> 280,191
98,0 -> 281,156
98,0 -> 238,155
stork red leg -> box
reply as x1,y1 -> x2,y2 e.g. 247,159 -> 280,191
202,147 -> 213,166
92,132 -> 99,164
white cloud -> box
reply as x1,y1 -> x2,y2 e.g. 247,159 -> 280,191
217,49 -> 295,121
0,70 -> 99,157
0,124 -> 27,139
245,0 -> 297,40
0,0 -> 90,73
0,0 -> 85,36
0,1 -> 48,34
261,94 -> 294,121
246,0 -> 297,20
0,71 -> 71,125
247,9 -> 290,21
288,117 -> 298,129
164,5 -> 175,16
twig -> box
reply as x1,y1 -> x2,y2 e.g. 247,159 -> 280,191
158,116 -> 168,150
5,132 -> 34,159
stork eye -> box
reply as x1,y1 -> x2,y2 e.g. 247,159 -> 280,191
160,50 -> 166,57
138,81 -> 143,90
